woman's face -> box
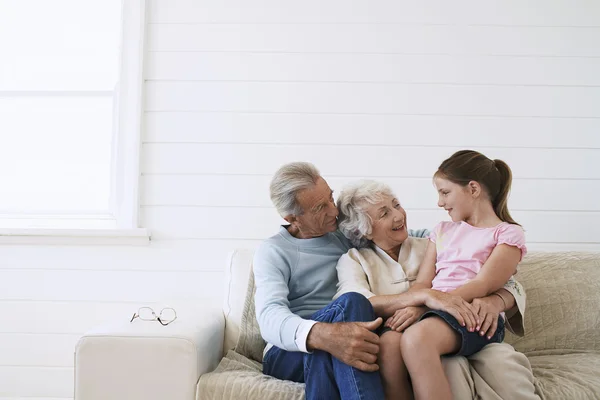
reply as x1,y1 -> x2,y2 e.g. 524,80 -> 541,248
365,195 -> 408,250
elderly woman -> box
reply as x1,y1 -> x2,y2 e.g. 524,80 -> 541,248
334,180 -> 538,400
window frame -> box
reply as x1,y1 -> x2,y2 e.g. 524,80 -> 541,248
0,0 -> 150,245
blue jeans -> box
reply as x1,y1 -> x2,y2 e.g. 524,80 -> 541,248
262,292 -> 385,400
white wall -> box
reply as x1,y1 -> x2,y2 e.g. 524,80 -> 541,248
1,1 -> 599,398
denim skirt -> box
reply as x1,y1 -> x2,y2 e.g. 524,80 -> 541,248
418,309 -> 505,357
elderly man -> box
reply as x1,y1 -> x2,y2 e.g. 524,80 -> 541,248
253,162 -> 430,399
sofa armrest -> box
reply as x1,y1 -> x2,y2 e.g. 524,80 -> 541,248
75,307 -> 225,400
190,306 -> 227,375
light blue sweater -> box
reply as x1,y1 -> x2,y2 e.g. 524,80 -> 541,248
253,226 -> 429,352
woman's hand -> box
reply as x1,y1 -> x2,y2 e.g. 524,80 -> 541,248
422,289 -> 479,332
385,306 -> 427,332
471,295 -> 504,339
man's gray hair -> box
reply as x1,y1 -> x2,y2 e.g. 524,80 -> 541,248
337,180 -> 396,248
270,162 -> 321,217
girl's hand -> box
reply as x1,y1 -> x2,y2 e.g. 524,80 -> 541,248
471,296 -> 503,339
385,306 -> 427,332
423,289 -> 479,332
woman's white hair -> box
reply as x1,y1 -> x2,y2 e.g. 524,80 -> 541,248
337,180 -> 396,248
270,162 -> 321,217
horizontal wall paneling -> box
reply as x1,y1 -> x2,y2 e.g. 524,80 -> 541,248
146,52 -> 600,86
144,113 -> 600,148
0,366 -> 73,398
0,334 -> 79,367
145,82 -> 600,117
148,0 -> 600,26
0,270 -> 224,302
142,144 -> 600,179
0,240 -> 257,271
148,24 -> 600,57
0,300 -> 224,335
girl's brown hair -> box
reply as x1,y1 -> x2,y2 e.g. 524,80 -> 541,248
434,150 -> 520,225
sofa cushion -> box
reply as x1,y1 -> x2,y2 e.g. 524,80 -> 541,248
197,350 -> 304,400
529,350 -> 600,399
505,252 -> 600,353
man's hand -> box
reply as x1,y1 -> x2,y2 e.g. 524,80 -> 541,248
385,306 -> 427,332
307,318 -> 383,372
423,289 -> 479,332
471,295 -> 504,339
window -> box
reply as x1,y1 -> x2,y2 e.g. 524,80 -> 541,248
0,1 -> 148,242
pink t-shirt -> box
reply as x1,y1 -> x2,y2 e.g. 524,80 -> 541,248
429,221 -> 527,293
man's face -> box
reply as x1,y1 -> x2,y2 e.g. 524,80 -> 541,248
291,177 -> 339,238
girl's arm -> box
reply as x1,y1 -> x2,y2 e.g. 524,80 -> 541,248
471,285 -> 523,338
492,288 -> 516,311
409,239 -> 437,291
451,244 -> 521,302
499,278 -> 527,336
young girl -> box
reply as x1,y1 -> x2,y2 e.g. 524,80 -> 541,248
401,150 -> 527,400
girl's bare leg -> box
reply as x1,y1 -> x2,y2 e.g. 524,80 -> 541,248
401,317 -> 461,400
379,330 -> 413,400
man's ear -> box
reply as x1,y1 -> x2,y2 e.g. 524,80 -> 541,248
283,215 -> 296,225
468,181 -> 482,197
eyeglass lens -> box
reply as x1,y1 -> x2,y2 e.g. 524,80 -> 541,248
159,308 -> 176,323
137,307 -> 156,321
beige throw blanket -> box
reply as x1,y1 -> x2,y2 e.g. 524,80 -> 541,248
197,271 -> 304,400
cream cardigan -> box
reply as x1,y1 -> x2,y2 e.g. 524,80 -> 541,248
334,236 -> 526,336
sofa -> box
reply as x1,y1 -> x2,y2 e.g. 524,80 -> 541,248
75,250 -> 600,400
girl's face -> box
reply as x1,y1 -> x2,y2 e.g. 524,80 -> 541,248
434,177 -> 475,222
365,195 -> 409,250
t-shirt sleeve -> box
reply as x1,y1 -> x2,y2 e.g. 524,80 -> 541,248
496,224 -> 528,261
428,222 -> 444,243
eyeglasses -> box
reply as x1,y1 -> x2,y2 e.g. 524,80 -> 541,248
130,307 -> 177,326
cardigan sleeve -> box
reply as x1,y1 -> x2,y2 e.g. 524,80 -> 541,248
334,249 -> 376,300
502,276 -> 527,337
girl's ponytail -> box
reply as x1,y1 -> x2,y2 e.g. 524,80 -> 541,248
492,159 -> 519,226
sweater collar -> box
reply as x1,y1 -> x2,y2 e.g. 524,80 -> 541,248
278,225 -> 334,248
